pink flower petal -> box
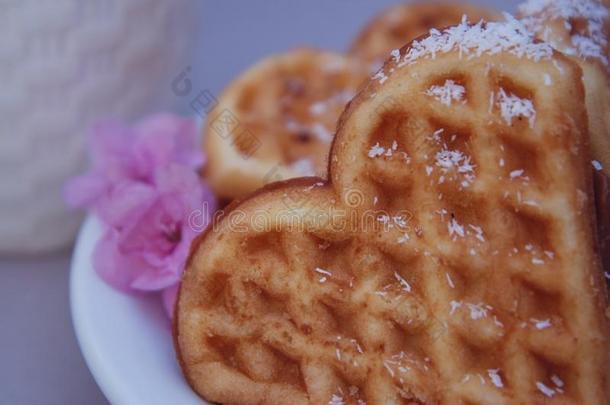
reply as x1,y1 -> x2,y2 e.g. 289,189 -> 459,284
63,173 -> 107,209
130,268 -> 179,291
154,165 -> 205,208
135,114 -> 202,168
95,181 -> 157,227
88,121 -> 138,181
92,229 -> 144,292
66,113 -> 216,320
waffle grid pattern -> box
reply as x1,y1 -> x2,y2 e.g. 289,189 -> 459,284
178,48 -> 608,404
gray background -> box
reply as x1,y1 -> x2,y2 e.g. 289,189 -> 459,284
0,1 -> 518,404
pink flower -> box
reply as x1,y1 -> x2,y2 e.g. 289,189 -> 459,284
64,114 -> 215,318
64,114 -> 202,216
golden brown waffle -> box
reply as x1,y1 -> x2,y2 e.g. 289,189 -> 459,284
204,48 -> 367,199
594,171 -> 610,278
519,0 -> 610,286
177,18 -> 610,404
519,0 -> 610,177
350,2 -> 499,71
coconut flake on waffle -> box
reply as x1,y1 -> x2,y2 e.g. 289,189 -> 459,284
368,141 -> 397,158
377,214 -> 409,228
488,369 -> 504,388
314,267 -> 332,283
520,0 -> 609,67
435,146 -> 476,188
446,273 -> 456,288
535,376 -> 566,396
448,217 -> 466,238
425,80 -> 466,106
394,271 -> 412,293
496,89 -> 536,127
443,214 -> 487,244
531,318 -> 552,329
551,375 -> 565,388
390,49 -> 401,62
397,233 -> 410,244
372,69 -> 388,84
383,352 -> 430,382
536,381 -> 558,397
449,300 -> 493,320
329,393 -> 345,405
510,169 -> 525,179
467,303 -> 491,320
368,143 -> 386,158
396,13 -> 553,69
368,140 -> 411,163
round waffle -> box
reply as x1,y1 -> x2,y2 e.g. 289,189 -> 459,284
350,2 -> 499,71
519,0 -> 610,285
204,48 -> 367,199
519,0 -> 610,177
177,18 -> 610,404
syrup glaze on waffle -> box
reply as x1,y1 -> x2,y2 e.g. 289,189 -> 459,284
204,48 -> 366,199
350,2 -> 499,71
177,17 -> 610,404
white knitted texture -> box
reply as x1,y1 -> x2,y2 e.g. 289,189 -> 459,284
0,0 -> 196,254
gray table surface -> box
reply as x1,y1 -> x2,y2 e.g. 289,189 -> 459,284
0,1 -> 518,404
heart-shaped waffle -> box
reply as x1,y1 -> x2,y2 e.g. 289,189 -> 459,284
177,17 -> 610,404
350,2 -> 499,72
204,48 -> 367,199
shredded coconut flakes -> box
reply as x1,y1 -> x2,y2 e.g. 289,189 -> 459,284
329,394 -> 345,405
488,369 -> 504,388
551,374 -> 565,388
368,141 -> 404,160
425,80 -> 466,106
397,13 -> 553,69
520,0 -> 609,67
448,218 -> 466,238
394,272 -> 412,293
531,318 -> 552,329
497,89 -> 536,127
435,147 -> 476,188
446,273 -> 456,288
450,300 -> 463,315
467,303 -> 489,320
536,381 -> 556,397
368,143 -> 386,158
315,267 -> 332,277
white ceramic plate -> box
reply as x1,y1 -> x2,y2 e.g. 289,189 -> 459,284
70,216 -> 205,405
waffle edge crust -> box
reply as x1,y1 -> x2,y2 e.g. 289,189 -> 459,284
350,2 -> 499,69
176,20 -> 610,405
